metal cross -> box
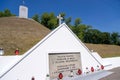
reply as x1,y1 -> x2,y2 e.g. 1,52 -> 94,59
57,14 -> 63,26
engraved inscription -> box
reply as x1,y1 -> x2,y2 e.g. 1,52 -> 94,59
49,52 -> 81,79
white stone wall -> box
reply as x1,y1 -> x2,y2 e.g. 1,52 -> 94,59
0,23 -> 102,80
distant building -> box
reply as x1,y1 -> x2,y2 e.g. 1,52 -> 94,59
19,5 -> 28,18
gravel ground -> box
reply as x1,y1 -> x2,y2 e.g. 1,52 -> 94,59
100,67 -> 120,80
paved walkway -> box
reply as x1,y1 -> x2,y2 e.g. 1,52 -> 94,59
100,67 -> 120,80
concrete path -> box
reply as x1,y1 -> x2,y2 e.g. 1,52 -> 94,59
100,67 -> 120,80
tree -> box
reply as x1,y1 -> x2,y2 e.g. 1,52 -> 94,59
101,32 -> 111,44
32,12 -> 119,45
32,14 -> 40,23
72,24 -> 90,41
4,9 -> 11,16
84,29 -> 102,44
0,12 -> 3,17
0,9 -> 15,17
41,12 -> 57,30
65,17 -> 71,26
111,32 -> 120,45
74,18 -> 82,27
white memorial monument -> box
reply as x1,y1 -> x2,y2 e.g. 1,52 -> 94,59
0,23 -> 114,80
19,1 -> 28,18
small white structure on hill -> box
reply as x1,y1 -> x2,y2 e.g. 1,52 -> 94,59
19,5 -> 28,18
0,23 -> 107,80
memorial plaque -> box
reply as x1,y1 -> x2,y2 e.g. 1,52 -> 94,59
49,52 -> 81,79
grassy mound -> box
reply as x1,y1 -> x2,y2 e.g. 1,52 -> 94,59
0,17 -> 50,55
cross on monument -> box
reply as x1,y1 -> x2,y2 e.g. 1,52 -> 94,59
57,14 -> 63,26
23,0 -> 25,5
19,0 -> 28,18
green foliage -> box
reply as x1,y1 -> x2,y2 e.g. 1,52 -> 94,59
32,12 -> 120,46
0,12 -> 4,17
111,32 -> 120,45
32,14 -> 40,23
4,9 -> 11,16
84,29 -> 102,43
40,13 -> 57,30
74,18 -> 82,27
0,9 -> 15,17
100,32 -> 111,44
65,17 -> 71,26
72,24 -> 89,41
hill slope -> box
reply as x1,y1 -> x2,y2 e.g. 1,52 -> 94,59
0,17 -> 51,55
85,43 -> 120,58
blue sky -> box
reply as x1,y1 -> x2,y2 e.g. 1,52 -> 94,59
0,0 -> 120,33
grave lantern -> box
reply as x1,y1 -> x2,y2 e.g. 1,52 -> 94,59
70,70 -> 74,77
77,69 -> 82,75
0,48 -> 4,56
46,74 -> 50,80
101,65 -> 104,70
31,77 -> 35,80
85,67 -> 89,74
15,48 -> 19,55
91,67 -> 94,72
96,65 -> 100,71
58,73 -> 63,79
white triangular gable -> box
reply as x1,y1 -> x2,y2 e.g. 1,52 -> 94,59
0,23 -> 102,80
